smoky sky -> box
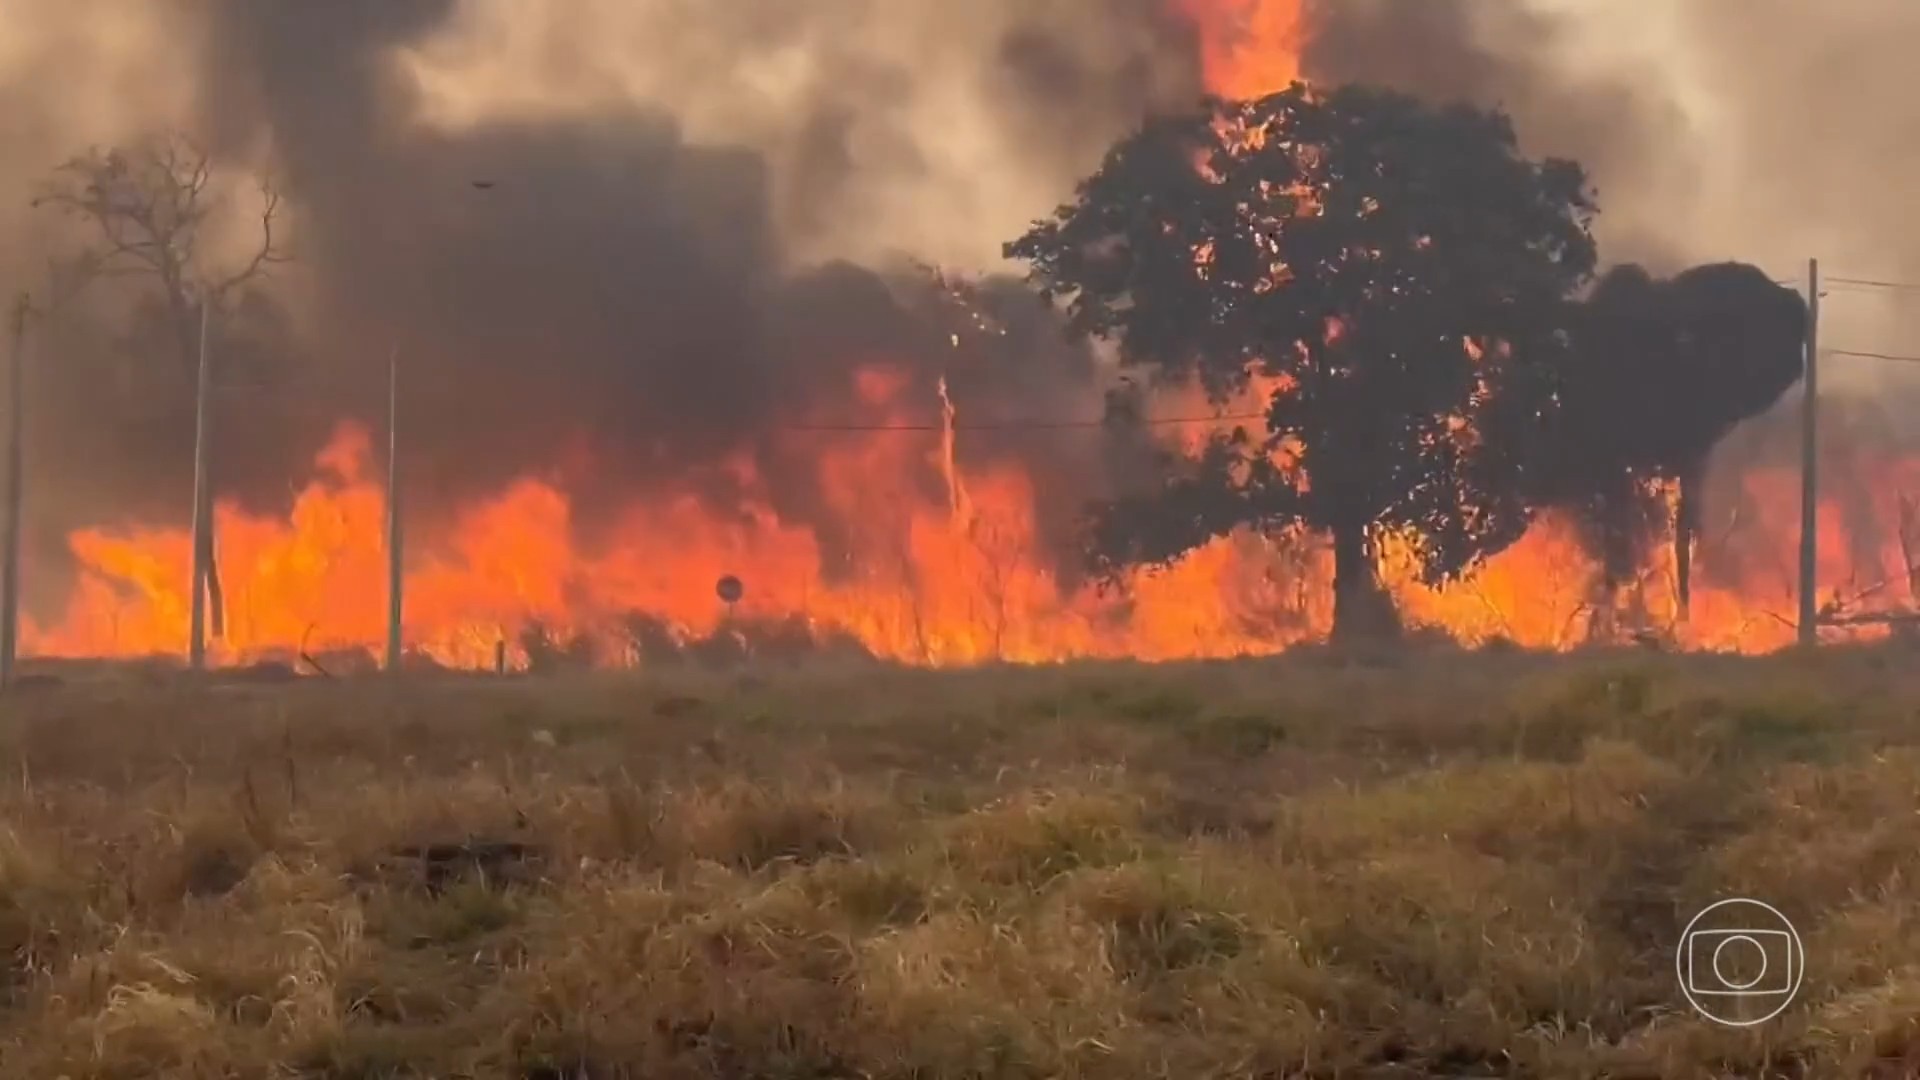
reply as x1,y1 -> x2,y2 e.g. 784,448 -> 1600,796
1,0 -> 1198,615
1,0 -> 1916,621
189,0 -> 1177,555
1302,0 -> 1695,268
1301,0 -> 1920,381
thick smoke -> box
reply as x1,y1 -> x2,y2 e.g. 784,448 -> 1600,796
1,0 -> 1205,617
1303,0 -> 1920,295
1303,0 -> 1920,416
1304,0 -> 1694,269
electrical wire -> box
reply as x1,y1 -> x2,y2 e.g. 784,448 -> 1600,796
1827,276 -> 1920,291
1824,347 -> 1920,365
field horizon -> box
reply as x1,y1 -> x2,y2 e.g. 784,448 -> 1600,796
2,645 -> 1919,1078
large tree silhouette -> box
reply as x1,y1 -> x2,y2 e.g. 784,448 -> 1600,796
1544,261 -> 1807,625
1006,84 -> 1597,640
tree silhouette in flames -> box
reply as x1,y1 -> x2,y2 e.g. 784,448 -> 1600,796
1007,83 -> 1598,641
1009,84 -> 1808,642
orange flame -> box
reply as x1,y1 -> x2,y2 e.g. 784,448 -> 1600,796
18,374 -> 1318,667
23,364 -> 1920,672
1179,0 -> 1305,99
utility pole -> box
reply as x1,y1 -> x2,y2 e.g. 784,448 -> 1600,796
0,296 -> 28,689
188,294 -> 212,671
385,345 -> 403,672
1797,257 -> 1821,647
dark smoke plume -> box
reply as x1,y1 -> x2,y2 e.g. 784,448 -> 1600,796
192,0 -> 1194,529
3,0 -> 1206,619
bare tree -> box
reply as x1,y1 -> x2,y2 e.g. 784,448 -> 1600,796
33,132 -> 290,646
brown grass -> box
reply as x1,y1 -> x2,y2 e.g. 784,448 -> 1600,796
0,647 -> 1918,1077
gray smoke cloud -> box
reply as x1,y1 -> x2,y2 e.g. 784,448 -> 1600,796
0,0 -> 1205,617
1303,0 -> 1920,376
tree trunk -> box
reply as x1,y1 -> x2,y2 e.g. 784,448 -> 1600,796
202,522 -> 225,639
1674,464 -> 1704,623
1586,583 -> 1617,644
1330,521 -> 1400,644
1594,488 -> 1630,641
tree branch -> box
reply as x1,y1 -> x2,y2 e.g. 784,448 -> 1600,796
33,133 -> 291,312
210,176 -> 290,300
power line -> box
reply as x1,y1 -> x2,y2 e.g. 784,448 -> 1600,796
1824,347 -> 1920,365
1824,285 -> 1920,302
1827,275 -> 1920,291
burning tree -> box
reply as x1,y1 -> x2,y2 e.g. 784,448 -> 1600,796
33,133 -> 290,649
1006,84 -> 1596,640
1544,262 -> 1807,627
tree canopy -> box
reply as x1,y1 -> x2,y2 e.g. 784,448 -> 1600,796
1543,260 -> 1807,620
1005,83 -> 1598,638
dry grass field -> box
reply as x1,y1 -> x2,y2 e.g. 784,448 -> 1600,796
1,646 -> 1919,1078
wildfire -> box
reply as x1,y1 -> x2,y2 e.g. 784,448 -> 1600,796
13,3 -> 1915,672
1178,0 -> 1305,98
14,371 -> 1311,669
20,363 -> 1920,671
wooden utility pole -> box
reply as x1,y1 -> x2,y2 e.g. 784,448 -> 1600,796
188,294 -> 212,671
1797,257 -> 1821,646
385,345 -> 403,672
0,296 -> 28,688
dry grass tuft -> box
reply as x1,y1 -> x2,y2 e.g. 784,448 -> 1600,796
1,647 -> 1919,1077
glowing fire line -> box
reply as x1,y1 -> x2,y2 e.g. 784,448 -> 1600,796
19,388 -> 1920,670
